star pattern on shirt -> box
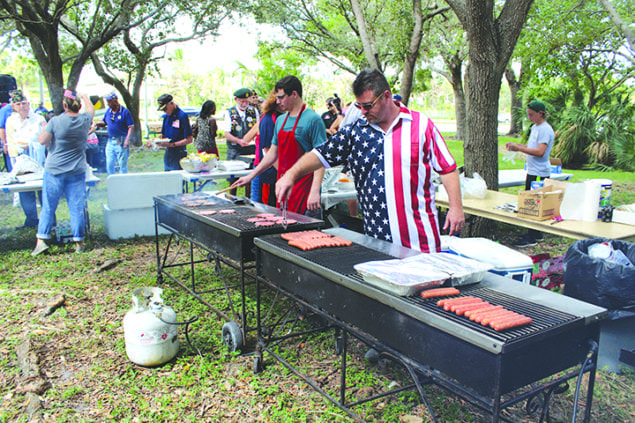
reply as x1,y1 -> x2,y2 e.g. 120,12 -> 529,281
320,119 -> 392,243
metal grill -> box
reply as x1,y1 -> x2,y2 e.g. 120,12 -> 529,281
263,235 -> 579,345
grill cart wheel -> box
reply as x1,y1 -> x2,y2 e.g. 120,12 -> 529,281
222,321 -> 243,352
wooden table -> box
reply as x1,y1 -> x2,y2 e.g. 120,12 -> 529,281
436,189 -> 635,241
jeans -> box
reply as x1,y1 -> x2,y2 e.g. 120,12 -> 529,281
164,147 -> 187,171
19,191 -> 39,226
37,170 -> 86,241
105,139 -> 129,174
250,176 -> 260,202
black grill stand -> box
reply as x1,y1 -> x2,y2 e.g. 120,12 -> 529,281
253,235 -> 602,423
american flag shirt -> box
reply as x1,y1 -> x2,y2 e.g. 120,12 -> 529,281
314,105 -> 457,253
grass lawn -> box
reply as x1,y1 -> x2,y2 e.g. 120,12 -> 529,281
0,137 -> 633,422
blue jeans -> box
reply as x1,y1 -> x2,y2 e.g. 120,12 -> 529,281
251,176 -> 260,202
37,170 -> 86,241
106,139 -> 129,174
19,191 -> 39,226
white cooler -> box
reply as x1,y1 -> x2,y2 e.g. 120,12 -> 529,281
443,237 -> 533,284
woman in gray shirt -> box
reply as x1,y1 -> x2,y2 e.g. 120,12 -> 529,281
31,90 -> 94,256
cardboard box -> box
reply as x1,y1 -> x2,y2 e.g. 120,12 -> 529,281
517,182 -> 565,221
612,204 -> 635,226
550,158 -> 563,174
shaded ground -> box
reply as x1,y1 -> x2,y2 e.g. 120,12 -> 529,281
1,148 -> 634,422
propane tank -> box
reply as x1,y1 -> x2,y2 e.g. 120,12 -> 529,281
123,287 -> 179,367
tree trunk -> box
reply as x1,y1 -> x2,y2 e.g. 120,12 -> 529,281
445,0 -> 535,237
22,29 -> 65,115
504,65 -> 522,136
349,0 -> 380,70
400,0 -> 424,106
447,53 -> 466,140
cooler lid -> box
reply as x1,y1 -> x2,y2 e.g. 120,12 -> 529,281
446,237 -> 533,270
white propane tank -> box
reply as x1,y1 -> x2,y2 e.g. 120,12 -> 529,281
123,287 -> 179,367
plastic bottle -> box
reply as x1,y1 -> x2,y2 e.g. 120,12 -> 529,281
588,242 -> 633,267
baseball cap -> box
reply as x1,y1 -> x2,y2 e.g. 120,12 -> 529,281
105,92 -> 118,100
233,88 -> 251,99
10,89 -> 26,103
527,100 -> 547,114
157,93 -> 173,111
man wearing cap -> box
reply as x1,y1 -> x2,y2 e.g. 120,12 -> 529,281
151,94 -> 192,171
96,92 -> 134,174
224,88 -> 259,195
5,90 -> 46,229
506,100 -> 555,247
249,90 -> 262,114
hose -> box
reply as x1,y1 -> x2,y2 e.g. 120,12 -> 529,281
571,339 -> 599,423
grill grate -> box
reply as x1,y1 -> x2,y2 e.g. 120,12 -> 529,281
401,285 -> 578,343
264,236 -> 394,273
264,235 -> 579,345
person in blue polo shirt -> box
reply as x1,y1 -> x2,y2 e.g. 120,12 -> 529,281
148,94 -> 192,171
96,92 -> 134,174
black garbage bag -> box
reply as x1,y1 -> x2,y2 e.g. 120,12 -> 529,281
563,237 -> 635,312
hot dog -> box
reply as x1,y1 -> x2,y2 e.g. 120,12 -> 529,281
481,311 -> 519,326
420,287 -> 460,299
465,305 -> 503,319
453,302 -> 492,316
445,298 -> 484,311
492,316 -> 533,331
437,296 -> 479,307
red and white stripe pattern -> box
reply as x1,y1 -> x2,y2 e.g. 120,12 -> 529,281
316,104 -> 456,253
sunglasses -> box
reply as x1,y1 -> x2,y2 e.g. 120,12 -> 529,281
275,93 -> 288,101
354,93 -> 382,111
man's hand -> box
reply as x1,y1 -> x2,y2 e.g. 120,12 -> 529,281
306,191 -> 321,211
231,174 -> 253,189
443,207 -> 466,236
505,142 -> 520,152
276,174 -> 295,204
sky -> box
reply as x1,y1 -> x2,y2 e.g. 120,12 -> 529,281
79,19 -> 277,94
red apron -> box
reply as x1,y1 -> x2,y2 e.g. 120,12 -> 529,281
277,105 -> 313,214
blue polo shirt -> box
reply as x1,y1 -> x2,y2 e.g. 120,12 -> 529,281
103,105 -> 134,139
161,107 -> 192,144
0,103 -> 12,129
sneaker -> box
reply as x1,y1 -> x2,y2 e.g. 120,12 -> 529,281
75,245 -> 85,253
513,235 -> 537,248
31,243 -> 49,256
534,233 -> 544,242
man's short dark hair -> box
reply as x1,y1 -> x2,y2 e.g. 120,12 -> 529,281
275,75 -> 303,98
352,68 -> 390,97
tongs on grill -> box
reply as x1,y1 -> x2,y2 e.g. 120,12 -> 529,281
281,199 -> 288,230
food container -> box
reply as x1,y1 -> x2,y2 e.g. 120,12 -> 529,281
336,176 -> 355,191
354,253 -> 492,296
199,156 -> 218,172
180,156 -> 204,173
445,237 -> 534,284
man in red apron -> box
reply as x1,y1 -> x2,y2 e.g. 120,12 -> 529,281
231,76 -> 326,215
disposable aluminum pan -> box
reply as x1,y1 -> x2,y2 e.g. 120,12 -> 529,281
354,253 -> 493,296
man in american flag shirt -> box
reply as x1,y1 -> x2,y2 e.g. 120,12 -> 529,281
276,68 -> 465,253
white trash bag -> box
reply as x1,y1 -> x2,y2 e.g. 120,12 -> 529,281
460,172 -> 488,199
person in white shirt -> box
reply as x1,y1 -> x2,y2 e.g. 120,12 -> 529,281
506,100 -> 555,247
5,91 -> 46,229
